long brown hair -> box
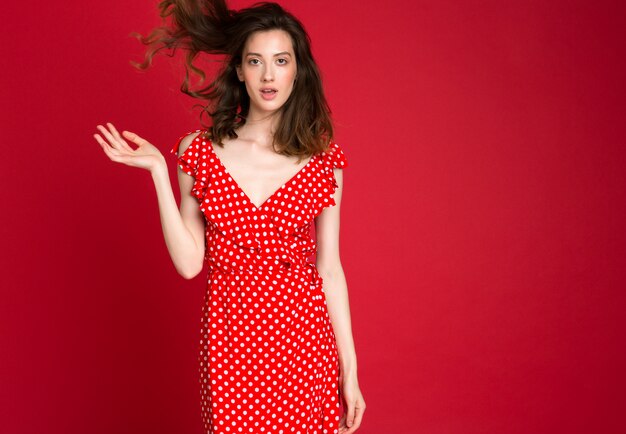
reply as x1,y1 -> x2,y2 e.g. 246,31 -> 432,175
131,0 -> 335,159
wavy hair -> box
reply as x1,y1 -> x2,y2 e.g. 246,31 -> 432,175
130,0 -> 335,159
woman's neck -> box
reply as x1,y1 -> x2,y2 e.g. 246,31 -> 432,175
237,108 -> 282,149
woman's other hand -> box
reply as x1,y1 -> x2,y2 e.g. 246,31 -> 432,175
94,122 -> 165,173
338,372 -> 366,433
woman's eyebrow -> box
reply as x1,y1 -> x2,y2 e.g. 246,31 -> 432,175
246,51 -> 292,57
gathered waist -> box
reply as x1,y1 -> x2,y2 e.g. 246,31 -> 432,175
207,258 -> 323,286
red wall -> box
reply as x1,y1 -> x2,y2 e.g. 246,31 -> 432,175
2,1 -> 625,433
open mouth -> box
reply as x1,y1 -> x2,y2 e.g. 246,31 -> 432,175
260,88 -> 278,100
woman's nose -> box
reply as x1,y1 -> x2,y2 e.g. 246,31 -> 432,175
262,66 -> 275,81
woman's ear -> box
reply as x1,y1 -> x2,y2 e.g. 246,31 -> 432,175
236,64 -> 244,82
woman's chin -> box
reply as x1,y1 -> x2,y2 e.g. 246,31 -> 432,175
249,100 -> 285,116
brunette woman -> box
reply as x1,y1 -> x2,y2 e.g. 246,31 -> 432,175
94,1 -> 365,433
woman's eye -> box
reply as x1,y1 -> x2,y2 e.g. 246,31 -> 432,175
249,59 -> 260,65
277,58 -> 287,65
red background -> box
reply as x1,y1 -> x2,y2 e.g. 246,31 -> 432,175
2,0 -> 626,433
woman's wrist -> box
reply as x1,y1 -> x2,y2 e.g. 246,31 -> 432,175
340,354 -> 358,377
150,156 -> 168,178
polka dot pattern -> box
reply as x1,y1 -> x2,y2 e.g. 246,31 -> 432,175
170,129 -> 348,434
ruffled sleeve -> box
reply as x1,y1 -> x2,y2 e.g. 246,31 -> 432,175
170,129 -> 210,202
320,142 -> 348,209
324,142 -> 348,169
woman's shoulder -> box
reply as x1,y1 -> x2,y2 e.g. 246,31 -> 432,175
171,128 -> 209,156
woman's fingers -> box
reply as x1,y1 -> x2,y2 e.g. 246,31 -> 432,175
345,403 -> 365,433
94,133 -> 119,155
96,134 -> 127,163
96,124 -> 125,152
122,130 -> 149,148
94,125 -> 161,171
94,133 -> 113,153
106,122 -> 134,152
338,383 -> 366,434
345,402 -> 356,429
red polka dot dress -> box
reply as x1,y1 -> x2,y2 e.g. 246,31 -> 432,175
170,129 -> 348,434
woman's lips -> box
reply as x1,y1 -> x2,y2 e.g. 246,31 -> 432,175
260,89 -> 277,100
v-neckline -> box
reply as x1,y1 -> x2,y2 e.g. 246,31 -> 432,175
206,138 -> 316,210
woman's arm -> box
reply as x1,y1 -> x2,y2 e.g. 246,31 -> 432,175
315,167 -> 366,433
315,182 -> 358,372
151,134 -> 206,278
94,123 -> 205,279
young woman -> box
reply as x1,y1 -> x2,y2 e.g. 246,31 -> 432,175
93,1 -> 365,433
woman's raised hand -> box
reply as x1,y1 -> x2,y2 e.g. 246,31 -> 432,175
94,122 -> 166,173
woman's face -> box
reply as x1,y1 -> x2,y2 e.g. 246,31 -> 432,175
236,29 -> 298,117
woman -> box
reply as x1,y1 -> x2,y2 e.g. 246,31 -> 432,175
93,1 -> 365,433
